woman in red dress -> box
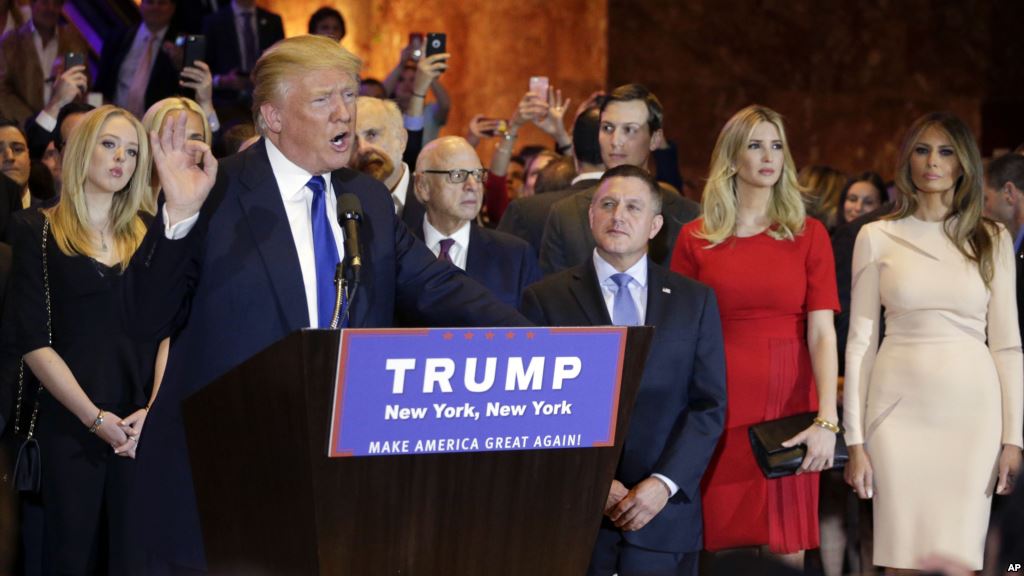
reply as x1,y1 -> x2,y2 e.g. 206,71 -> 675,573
671,105 -> 840,562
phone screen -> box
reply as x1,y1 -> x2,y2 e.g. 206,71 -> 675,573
65,52 -> 85,69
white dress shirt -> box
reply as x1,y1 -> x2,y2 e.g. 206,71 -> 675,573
231,0 -> 259,71
423,217 -> 470,271
391,162 -> 410,215
163,138 -> 346,328
114,24 -> 168,109
591,249 -> 679,498
31,21 -> 59,105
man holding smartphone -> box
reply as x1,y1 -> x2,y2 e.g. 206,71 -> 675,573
0,0 -> 89,125
96,0 -> 179,118
385,33 -> 451,145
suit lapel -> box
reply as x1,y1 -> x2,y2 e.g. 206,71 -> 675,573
644,260 -> 669,327
569,258 -> 612,325
465,223 -> 489,275
234,142 -> 309,330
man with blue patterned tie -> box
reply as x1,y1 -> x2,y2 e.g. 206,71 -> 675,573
521,165 -> 727,576
128,35 -> 528,573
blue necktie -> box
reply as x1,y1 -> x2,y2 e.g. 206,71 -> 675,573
308,176 -> 343,328
611,273 -> 640,326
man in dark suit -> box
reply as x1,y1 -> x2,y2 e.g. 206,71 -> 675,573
982,152 -> 1024,343
128,36 -> 529,573
521,165 -> 726,575
412,136 -> 540,308
202,0 -> 283,121
499,106 -> 604,256
540,84 -> 699,275
96,0 -> 181,119
353,95 -> 426,230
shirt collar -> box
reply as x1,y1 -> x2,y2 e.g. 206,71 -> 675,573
139,24 -> 169,42
423,216 -> 471,251
265,137 -> 321,201
392,161 -> 410,201
592,249 -> 648,289
572,170 -> 604,185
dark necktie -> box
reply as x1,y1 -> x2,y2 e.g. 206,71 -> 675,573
307,176 -> 344,328
438,238 -> 455,263
240,11 -> 258,71
611,273 -> 640,326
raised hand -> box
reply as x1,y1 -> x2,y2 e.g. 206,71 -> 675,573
150,110 -> 218,225
413,52 -> 449,95
179,60 -> 214,111
533,87 -> 571,139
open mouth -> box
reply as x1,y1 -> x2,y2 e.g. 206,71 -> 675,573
330,132 -> 349,152
110,168 -> 124,178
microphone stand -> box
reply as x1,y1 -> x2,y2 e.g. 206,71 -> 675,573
329,262 -> 359,329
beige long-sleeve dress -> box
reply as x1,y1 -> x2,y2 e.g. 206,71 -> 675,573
844,215 -> 1023,570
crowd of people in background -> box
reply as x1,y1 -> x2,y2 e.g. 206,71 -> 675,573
0,1 -> 1022,575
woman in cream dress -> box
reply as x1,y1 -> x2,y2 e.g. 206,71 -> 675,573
844,112 -> 1023,571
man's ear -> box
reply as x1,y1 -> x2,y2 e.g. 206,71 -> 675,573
648,213 -> 664,240
649,129 -> 665,151
413,172 -> 429,203
260,102 -> 283,135
1006,182 -> 1021,205
399,128 -> 409,155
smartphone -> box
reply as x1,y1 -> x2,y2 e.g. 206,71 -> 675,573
409,32 -> 424,60
64,51 -> 85,70
180,35 -> 206,69
479,118 -> 508,137
425,32 -> 447,58
529,76 -> 549,100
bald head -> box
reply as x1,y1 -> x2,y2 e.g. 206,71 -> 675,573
354,96 -> 408,190
415,136 -> 486,235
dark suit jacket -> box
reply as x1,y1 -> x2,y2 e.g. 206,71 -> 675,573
124,139 -> 529,570
520,258 -> 726,553
399,175 -> 426,232
202,5 -> 283,76
0,173 -> 24,241
539,184 -> 700,275
96,25 -> 181,112
0,21 -> 89,124
413,222 -> 541,309
497,177 -> 598,257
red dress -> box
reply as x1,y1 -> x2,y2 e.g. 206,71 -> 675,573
670,217 -> 839,553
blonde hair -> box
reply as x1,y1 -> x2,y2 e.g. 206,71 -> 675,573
698,105 -> 805,245
252,34 -> 363,133
888,112 -> 996,285
798,164 -> 846,228
47,106 -> 149,271
141,97 -> 211,212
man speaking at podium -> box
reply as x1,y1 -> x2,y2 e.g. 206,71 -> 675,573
521,165 -> 726,576
129,35 -> 528,573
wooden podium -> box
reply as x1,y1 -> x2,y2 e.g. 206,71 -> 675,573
182,327 -> 653,575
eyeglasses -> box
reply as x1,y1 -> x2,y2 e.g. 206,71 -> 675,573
422,168 -> 489,184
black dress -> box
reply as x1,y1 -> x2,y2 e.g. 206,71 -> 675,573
9,208 -> 160,575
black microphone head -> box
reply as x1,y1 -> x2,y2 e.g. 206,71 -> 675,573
337,193 -> 363,223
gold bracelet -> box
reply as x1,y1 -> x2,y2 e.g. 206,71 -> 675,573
88,409 -> 105,434
813,417 -> 841,434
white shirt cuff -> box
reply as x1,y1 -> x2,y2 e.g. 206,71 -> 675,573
35,110 -> 58,132
403,114 -> 425,131
651,473 -> 678,498
162,205 -> 200,239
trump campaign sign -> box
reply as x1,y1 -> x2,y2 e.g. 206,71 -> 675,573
327,327 -> 627,457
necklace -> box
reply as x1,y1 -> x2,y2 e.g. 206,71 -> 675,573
99,228 -> 109,251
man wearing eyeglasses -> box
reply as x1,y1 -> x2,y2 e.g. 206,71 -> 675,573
414,136 -> 540,308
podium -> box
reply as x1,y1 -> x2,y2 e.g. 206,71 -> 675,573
182,327 -> 653,575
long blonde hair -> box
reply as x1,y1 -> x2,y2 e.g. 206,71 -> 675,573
888,112 -> 996,285
141,97 -> 211,212
698,105 -> 805,245
47,106 -> 149,271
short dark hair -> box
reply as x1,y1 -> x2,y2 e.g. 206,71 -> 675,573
308,7 -> 346,39
597,164 -> 662,213
572,106 -> 601,166
600,83 -> 663,133
534,156 -> 576,195
55,102 -> 95,152
987,153 -> 1024,192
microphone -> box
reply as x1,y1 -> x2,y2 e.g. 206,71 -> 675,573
336,194 -> 363,283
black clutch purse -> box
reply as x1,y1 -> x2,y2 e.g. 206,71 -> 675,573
748,412 -> 849,479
